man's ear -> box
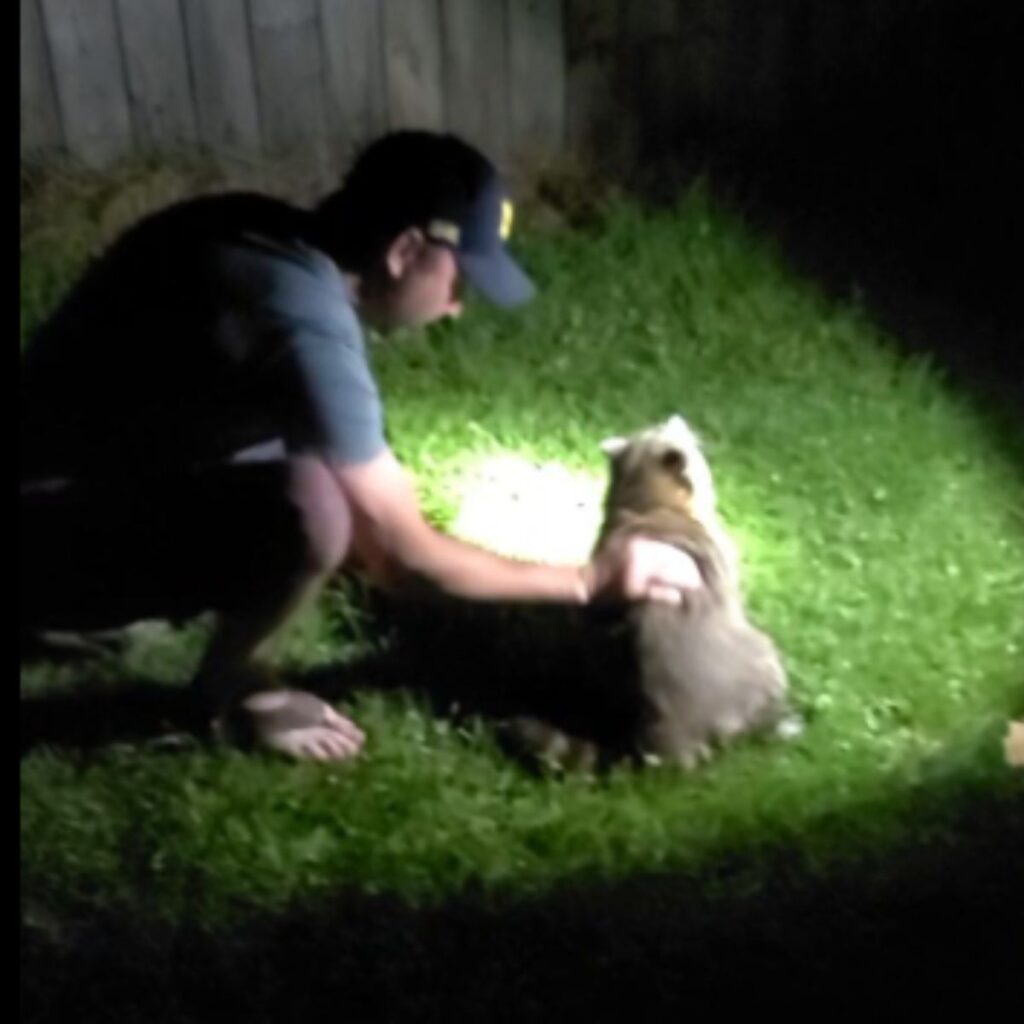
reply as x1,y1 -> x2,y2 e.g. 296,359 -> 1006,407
385,227 -> 428,280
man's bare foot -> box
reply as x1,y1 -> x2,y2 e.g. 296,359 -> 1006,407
233,689 -> 365,761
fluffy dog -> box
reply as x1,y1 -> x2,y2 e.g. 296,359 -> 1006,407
512,415 -> 800,769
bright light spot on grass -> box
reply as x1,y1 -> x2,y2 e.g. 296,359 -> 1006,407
450,454 -> 605,564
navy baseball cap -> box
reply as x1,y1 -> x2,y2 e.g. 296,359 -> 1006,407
318,131 -> 535,308
422,169 -> 535,308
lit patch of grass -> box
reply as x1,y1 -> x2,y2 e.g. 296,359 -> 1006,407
449,454 -> 604,563
20,170 -> 1024,935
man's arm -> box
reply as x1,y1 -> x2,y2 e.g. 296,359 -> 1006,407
333,448 -> 588,602
332,449 -> 702,605
216,245 -> 694,603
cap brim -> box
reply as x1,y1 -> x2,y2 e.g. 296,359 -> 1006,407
457,247 -> 535,309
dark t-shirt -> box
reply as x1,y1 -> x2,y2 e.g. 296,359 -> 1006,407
20,193 -> 386,482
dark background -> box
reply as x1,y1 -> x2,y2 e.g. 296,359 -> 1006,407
587,0 -> 1024,414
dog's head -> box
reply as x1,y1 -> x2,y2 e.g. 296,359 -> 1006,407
600,414 -> 718,523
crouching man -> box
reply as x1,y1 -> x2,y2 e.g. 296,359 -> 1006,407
20,132 -> 701,761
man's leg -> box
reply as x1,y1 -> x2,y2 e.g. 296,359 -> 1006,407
21,456 -> 364,760
191,455 -> 365,760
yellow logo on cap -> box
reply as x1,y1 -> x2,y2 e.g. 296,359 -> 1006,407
500,199 -> 514,240
427,219 -> 461,246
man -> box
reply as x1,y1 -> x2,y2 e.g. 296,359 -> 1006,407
21,131 -> 701,761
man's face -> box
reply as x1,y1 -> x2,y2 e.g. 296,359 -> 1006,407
360,232 -> 463,331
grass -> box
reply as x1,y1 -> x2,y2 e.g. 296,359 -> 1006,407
20,161 -> 1024,1016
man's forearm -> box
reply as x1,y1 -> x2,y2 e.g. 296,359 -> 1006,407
378,527 -> 589,604
331,450 -> 592,605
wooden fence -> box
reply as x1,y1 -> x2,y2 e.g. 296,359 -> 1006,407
20,0 -> 566,183
21,1 -> 1014,186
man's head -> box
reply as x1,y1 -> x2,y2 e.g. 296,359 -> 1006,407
313,131 -> 534,329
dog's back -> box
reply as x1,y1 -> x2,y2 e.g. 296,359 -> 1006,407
601,510 -> 786,768
632,579 -> 788,767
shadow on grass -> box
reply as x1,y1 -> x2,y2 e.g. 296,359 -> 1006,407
20,598 -> 645,762
19,590 -> 1020,765
21,766 -> 1024,1022
310,596 -> 652,762
19,678 -> 200,754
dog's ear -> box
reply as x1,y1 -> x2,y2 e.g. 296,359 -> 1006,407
663,414 -> 701,452
600,436 -> 628,458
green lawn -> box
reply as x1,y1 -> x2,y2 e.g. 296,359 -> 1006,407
20,164 -> 1024,1016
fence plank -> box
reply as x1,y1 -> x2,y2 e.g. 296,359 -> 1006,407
622,0 -> 676,39
671,0 -> 733,129
507,0 -> 565,169
248,0 -> 330,179
319,0 -> 389,177
41,0 -> 133,166
21,0 -> 63,157
441,0 -> 508,162
180,0 -> 261,158
115,0 -> 197,150
382,0 -> 444,131
565,0 -> 615,59
564,0 -> 634,170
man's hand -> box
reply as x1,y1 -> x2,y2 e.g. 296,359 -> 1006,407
582,536 -> 704,605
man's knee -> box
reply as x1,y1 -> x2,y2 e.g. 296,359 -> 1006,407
287,456 -> 353,576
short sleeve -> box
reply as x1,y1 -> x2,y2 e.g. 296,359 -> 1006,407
213,238 -> 386,465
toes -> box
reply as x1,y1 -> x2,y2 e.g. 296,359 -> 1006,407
320,731 -> 360,760
300,738 -> 329,762
297,727 -> 363,762
262,725 -> 364,762
322,705 -> 365,743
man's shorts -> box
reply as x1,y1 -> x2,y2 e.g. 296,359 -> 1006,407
21,458 -> 308,631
